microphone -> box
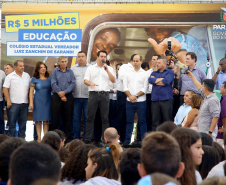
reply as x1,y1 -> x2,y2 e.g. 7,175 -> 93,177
103,61 -> 106,70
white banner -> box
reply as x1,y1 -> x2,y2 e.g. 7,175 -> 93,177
7,42 -> 81,57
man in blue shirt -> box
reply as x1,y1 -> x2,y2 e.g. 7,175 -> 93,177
51,56 -> 75,143
212,58 -> 226,90
149,56 -> 174,131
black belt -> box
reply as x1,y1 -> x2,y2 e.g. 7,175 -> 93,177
90,91 -> 109,95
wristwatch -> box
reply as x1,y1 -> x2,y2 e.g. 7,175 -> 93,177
136,95 -> 139,99
209,131 -> 212,134
216,72 -> 219,74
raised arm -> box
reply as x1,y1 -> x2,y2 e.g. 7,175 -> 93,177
104,64 -> 116,83
186,71 -> 202,90
212,66 -> 221,83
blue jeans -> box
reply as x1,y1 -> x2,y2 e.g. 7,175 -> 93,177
0,101 -> 4,134
8,103 -> 28,138
73,98 -> 88,139
5,108 -> 19,137
125,101 -> 147,143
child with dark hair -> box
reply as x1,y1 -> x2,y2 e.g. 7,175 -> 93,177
171,128 -> 204,185
199,145 -> 220,179
8,142 -> 61,185
68,139 -> 84,154
59,147 -> 70,163
119,148 -> 141,185
60,144 -> 96,185
200,132 -> 213,146
83,144 -> 121,185
53,129 -> 66,147
138,132 -> 184,179
212,142 -> 225,162
41,131 -> 65,167
156,121 -> 177,134
207,132 -> 226,178
41,131 -> 61,152
0,138 -> 26,185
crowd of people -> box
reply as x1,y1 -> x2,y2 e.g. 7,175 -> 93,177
1,126 -> 226,185
0,44 -> 226,184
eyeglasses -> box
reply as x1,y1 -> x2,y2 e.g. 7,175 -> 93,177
54,65 -> 58,68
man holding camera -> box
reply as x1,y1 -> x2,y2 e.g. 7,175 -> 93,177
179,52 -> 206,105
84,50 -> 116,143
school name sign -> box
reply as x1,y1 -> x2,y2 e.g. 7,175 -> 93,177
5,12 -> 81,57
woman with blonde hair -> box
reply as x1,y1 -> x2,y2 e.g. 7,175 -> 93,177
182,93 -> 203,130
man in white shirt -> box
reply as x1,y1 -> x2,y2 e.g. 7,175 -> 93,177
116,54 -> 135,143
123,54 -> 148,145
3,60 -> 30,138
135,62 -> 153,144
0,70 -> 6,134
71,51 -> 90,139
84,50 -> 116,143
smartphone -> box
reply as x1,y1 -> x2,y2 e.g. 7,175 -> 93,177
181,69 -> 189,74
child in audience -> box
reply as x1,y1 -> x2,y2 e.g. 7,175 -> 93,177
198,145 -> 220,179
207,132 -> 226,178
200,132 -> 213,146
212,142 -> 225,162
156,121 -> 177,134
83,144 -> 121,185
119,148 -> 141,185
137,132 -> 184,179
60,144 -> 96,185
171,128 -> 204,185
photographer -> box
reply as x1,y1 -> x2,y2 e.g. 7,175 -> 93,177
179,52 -> 206,105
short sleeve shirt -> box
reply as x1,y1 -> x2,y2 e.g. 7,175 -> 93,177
3,71 -> 30,103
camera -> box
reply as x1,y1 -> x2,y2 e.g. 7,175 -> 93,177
165,40 -> 173,56
165,40 -> 179,63
181,69 -> 189,74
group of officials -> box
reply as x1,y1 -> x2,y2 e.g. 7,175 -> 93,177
0,49 -> 226,144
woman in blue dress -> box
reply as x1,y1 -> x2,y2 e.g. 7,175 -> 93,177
29,62 -> 51,142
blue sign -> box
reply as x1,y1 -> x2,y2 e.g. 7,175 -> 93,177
18,29 -> 82,42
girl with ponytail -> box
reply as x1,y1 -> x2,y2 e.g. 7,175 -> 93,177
83,144 -> 121,185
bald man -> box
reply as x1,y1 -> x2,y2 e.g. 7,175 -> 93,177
104,127 -> 120,144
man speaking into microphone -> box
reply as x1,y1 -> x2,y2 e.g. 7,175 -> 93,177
84,50 -> 116,143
